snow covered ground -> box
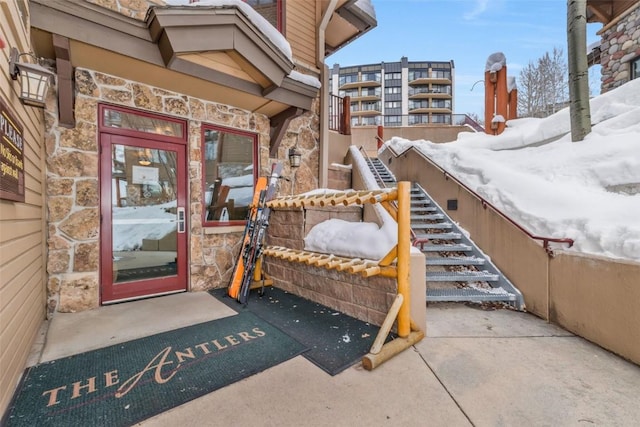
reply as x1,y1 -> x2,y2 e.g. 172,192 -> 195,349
383,78 -> 640,262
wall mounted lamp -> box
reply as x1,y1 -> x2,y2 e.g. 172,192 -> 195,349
138,148 -> 152,166
9,47 -> 55,108
288,147 -> 301,168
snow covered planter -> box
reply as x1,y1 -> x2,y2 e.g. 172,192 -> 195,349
264,203 -> 398,326
263,184 -> 426,335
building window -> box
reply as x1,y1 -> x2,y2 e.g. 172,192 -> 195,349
362,101 -> 381,111
432,70 -> 451,79
409,100 -> 429,110
408,70 -> 429,80
408,115 -> 428,125
431,85 -> 451,94
384,115 -> 401,126
245,0 -> 283,32
361,116 -> 381,126
385,101 -> 401,109
385,87 -> 401,94
632,57 -> 640,80
432,114 -> 451,124
202,126 -> 257,225
361,72 -> 381,82
339,74 -> 358,86
431,99 -> 452,109
362,87 -> 381,97
339,88 -> 358,98
385,72 -> 401,80
103,107 -> 184,138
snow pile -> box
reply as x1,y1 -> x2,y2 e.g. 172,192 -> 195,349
304,218 -> 397,260
304,146 -> 398,260
382,78 -> 640,261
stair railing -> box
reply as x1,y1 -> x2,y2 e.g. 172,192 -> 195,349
358,145 -> 389,188
357,146 -> 418,243
387,145 -> 574,256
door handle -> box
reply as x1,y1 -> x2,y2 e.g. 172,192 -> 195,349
177,207 -> 186,233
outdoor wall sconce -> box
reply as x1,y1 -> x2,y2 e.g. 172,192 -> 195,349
288,147 -> 301,168
138,149 -> 152,166
9,47 -> 55,108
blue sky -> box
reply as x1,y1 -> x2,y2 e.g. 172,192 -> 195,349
327,0 -> 603,117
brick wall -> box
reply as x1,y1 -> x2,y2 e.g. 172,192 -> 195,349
264,205 -> 398,326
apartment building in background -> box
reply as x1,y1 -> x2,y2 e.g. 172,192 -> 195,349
329,57 -> 455,127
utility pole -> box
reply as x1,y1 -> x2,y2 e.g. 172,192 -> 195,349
567,0 -> 592,141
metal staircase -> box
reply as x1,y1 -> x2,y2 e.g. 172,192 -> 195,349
366,157 -> 525,310
368,157 -> 397,187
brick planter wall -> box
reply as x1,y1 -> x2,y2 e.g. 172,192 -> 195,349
264,205 -> 398,326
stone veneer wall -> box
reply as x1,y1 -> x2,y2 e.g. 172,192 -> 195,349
86,0 -> 166,20
44,68 -> 319,314
599,4 -> 640,92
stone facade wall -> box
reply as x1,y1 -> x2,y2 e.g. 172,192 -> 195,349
86,0 -> 166,20
599,5 -> 640,92
44,67 -> 319,314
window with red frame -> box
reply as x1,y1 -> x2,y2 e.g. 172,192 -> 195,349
244,0 -> 283,32
202,126 -> 257,226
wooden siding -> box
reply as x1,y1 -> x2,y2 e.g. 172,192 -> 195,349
286,0 -> 317,66
0,0 -> 47,416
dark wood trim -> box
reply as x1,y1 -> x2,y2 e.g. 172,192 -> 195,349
30,0 -> 319,118
269,106 -> 304,157
52,35 -> 75,128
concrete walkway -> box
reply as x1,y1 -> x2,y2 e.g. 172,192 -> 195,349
31,292 -> 640,426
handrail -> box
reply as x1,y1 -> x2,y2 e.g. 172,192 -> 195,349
358,145 -> 388,189
358,146 -> 417,241
386,145 -> 574,255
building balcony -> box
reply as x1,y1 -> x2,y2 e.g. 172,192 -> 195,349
408,77 -> 452,86
339,79 -> 381,90
351,94 -> 381,102
352,109 -> 382,116
409,107 -> 452,114
408,92 -> 452,100
428,92 -> 452,99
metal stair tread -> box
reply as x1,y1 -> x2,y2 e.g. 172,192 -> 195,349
425,256 -> 485,266
427,287 -> 517,302
419,243 -> 472,252
411,222 -> 452,230
365,162 -> 524,309
414,232 -> 462,240
411,214 -> 445,220
426,270 -> 499,282
410,207 -> 438,213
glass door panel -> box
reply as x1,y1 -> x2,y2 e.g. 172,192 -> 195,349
112,144 -> 179,282
101,134 -> 187,303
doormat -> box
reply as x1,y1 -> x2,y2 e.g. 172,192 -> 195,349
210,287 -> 389,375
3,312 -> 307,427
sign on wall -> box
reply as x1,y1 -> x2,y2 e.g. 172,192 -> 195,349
0,99 -> 25,202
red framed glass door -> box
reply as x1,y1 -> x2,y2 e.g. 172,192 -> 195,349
100,133 -> 188,303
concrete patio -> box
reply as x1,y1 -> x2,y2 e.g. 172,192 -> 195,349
26,291 -> 640,426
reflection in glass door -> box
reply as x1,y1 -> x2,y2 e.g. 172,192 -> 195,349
101,134 -> 187,303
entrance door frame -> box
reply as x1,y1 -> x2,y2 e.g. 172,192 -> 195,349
98,103 -> 189,304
